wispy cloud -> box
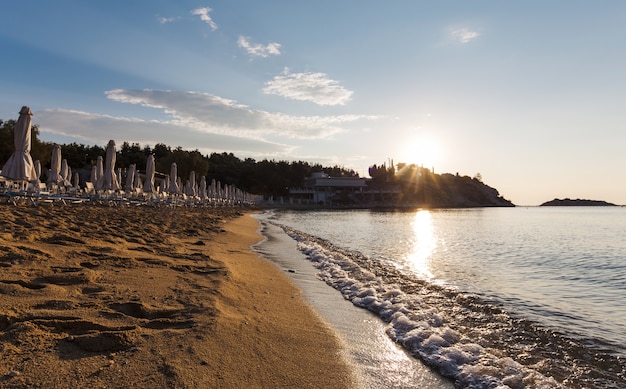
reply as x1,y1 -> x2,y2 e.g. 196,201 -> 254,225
237,36 -> 281,58
191,7 -> 218,31
36,109 -> 291,156
103,89 -> 375,139
451,28 -> 480,43
35,89 -> 378,159
157,16 -> 180,24
262,69 -> 353,106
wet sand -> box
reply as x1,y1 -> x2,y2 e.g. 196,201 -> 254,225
0,204 -> 356,388
253,216 -> 455,388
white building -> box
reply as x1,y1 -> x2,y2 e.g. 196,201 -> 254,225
289,172 -> 369,206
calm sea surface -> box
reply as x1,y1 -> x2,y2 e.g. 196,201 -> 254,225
264,207 -> 626,388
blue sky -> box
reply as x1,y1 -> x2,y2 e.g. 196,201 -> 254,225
1,1 -> 625,205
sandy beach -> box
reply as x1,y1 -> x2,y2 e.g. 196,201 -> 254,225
0,204 -> 356,388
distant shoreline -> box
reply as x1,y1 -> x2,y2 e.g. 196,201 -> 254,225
540,198 -> 617,206
259,202 -> 516,211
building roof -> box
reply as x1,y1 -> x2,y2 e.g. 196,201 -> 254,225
304,175 -> 368,188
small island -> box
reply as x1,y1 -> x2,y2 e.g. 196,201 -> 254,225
540,198 -> 616,206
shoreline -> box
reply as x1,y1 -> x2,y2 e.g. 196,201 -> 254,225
202,212 -> 357,388
0,205 -> 356,388
252,214 -> 455,388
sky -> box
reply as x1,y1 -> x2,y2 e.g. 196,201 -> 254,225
1,1 -> 625,206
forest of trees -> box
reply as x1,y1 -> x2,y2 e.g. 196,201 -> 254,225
0,119 -> 358,198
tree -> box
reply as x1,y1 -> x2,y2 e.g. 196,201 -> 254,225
0,120 -> 18,164
118,142 -> 147,169
1,114 -> 377,197
368,162 -> 396,188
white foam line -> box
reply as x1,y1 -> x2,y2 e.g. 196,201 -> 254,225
286,227 -> 562,389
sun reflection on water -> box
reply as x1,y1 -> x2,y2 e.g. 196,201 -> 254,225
407,210 -> 436,279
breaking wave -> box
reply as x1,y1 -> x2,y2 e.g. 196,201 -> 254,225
276,223 -> 625,388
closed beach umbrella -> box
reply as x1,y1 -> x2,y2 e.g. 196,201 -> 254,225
134,168 -> 142,190
60,159 -> 70,186
73,172 -> 80,189
125,164 -> 136,191
186,171 -> 197,196
1,106 -> 37,181
143,155 -> 155,193
95,156 -> 104,189
33,160 -> 41,184
168,163 -> 179,193
117,168 -> 122,188
90,165 -> 97,185
199,176 -> 207,200
102,140 -> 120,190
210,179 -> 216,198
47,144 -> 62,186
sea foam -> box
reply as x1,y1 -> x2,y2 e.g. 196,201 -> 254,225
281,224 -> 562,389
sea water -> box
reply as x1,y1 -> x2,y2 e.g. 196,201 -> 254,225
254,207 -> 626,388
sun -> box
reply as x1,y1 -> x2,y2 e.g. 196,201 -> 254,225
399,137 -> 440,169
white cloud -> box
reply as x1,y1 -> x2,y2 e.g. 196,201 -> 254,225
104,89 -> 374,139
262,70 -> 353,106
157,16 -> 180,24
34,89 -> 379,160
36,109 -> 291,156
237,36 -> 281,58
191,7 -> 218,31
451,28 -> 479,43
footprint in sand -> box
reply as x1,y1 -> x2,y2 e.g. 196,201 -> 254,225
109,302 -> 196,330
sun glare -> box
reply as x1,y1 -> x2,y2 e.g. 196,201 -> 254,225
406,210 -> 436,279
399,138 -> 440,169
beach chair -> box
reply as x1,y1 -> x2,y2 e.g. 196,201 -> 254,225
84,182 -> 95,195
0,180 -> 35,205
30,183 -> 53,206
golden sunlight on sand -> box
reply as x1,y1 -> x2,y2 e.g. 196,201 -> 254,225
0,204 -> 356,388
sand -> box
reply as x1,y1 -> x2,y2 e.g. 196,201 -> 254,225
0,203 -> 356,388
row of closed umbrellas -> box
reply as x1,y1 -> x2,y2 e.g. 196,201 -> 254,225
1,106 -> 261,204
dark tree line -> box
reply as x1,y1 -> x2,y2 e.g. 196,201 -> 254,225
368,161 -> 396,188
0,119 -> 357,198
